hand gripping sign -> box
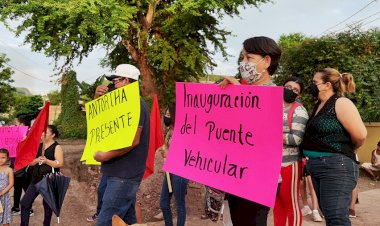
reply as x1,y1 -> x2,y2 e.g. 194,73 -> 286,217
163,82 -> 283,207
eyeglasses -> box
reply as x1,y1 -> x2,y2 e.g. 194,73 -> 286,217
284,85 -> 300,95
312,80 -> 325,86
112,77 -> 125,84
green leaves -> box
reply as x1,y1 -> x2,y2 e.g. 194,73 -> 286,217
277,29 -> 380,122
1,0 -> 136,68
13,95 -> 43,122
0,54 -> 15,113
1,0 -> 269,103
56,70 -> 87,138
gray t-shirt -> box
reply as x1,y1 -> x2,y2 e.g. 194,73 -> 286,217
101,97 -> 150,180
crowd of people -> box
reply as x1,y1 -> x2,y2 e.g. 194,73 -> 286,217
0,35 -> 377,226
84,36 -> 370,226
0,124 -> 64,226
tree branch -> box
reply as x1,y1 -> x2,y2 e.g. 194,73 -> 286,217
146,0 -> 161,29
122,39 -> 139,62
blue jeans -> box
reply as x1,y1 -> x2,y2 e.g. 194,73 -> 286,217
96,175 -> 107,215
307,153 -> 359,226
96,176 -> 140,226
160,173 -> 188,226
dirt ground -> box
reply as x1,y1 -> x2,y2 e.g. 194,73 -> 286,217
10,139 -> 380,226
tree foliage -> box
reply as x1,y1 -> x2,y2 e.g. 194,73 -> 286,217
47,90 -> 61,105
276,28 -> 380,122
0,0 -> 269,103
0,54 -> 15,113
13,95 -> 44,122
55,71 -> 87,138
78,75 -> 105,101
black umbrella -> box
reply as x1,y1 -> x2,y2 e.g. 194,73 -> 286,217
35,172 -> 71,223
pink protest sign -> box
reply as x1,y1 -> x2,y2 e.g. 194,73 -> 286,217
0,126 -> 28,157
163,82 -> 283,207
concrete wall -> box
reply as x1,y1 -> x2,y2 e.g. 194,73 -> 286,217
49,105 -> 61,124
357,122 -> 380,163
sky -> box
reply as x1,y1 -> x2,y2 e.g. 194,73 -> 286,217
0,0 -> 379,94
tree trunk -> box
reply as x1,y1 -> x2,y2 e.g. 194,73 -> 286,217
138,53 -> 158,97
122,2 -> 162,98
123,39 -> 158,97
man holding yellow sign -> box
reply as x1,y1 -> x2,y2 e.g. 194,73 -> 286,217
90,64 -> 150,226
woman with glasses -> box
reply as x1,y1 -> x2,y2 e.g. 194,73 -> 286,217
273,76 -> 309,226
301,68 -> 367,226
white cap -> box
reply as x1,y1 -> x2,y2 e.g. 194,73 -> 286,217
106,64 -> 140,81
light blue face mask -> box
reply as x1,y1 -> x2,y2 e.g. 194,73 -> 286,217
239,58 -> 265,84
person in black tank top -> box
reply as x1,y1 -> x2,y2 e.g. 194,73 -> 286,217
20,125 -> 64,226
301,68 -> 367,226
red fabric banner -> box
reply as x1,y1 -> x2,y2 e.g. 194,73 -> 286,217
143,95 -> 164,179
14,102 -> 50,171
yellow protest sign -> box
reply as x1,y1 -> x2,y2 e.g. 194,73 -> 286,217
81,82 -> 140,165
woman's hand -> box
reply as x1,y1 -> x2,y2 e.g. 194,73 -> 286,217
39,156 -> 47,165
219,76 -> 240,89
95,85 -> 108,98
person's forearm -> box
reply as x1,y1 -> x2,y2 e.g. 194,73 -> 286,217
352,139 -> 365,150
29,159 -> 39,166
0,184 -> 13,195
45,159 -> 63,168
104,146 -> 134,161
284,133 -> 303,146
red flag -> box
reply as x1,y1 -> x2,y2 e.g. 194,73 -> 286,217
143,95 -> 164,179
14,102 -> 50,171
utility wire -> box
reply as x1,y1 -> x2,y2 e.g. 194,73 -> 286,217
319,0 -> 378,35
4,62 -> 52,84
362,17 -> 380,27
331,11 -> 380,33
0,38 -> 53,71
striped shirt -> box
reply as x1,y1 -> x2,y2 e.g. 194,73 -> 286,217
282,104 -> 309,167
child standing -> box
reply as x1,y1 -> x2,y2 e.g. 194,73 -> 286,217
0,148 -> 14,226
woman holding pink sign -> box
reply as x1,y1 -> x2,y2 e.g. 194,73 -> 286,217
220,36 -> 282,226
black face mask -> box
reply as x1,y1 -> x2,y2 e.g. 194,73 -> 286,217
310,83 -> 320,98
164,116 -> 172,127
283,88 -> 298,103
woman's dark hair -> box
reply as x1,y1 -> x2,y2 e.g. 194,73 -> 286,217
18,117 -> 31,127
0,148 -> 9,159
243,36 -> 282,75
168,104 -> 176,127
284,76 -> 305,94
47,125 -> 60,138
